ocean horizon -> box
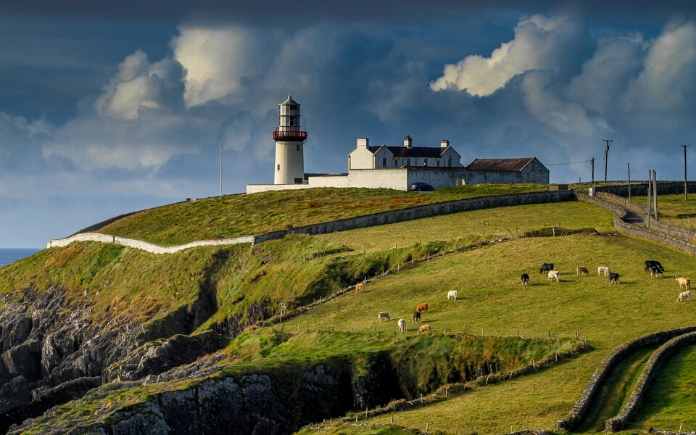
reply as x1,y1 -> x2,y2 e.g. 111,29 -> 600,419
0,249 -> 39,267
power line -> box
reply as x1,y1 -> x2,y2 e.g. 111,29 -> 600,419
545,159 -> 593,167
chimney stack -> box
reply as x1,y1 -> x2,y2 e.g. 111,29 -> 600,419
403,135 -> 413,148
440,139 -> 450,148
356,137 -> 369,148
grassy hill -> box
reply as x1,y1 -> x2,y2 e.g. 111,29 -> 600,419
630,193 -> 696,231
93,185 -> 545,246
4,188 -> 696,433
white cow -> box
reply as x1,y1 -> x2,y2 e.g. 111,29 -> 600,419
398,318 -> 406,333
597,266 -> 610,277
447,290 -> 458,301
547,270 -> 560,282
678,290 -> 692,302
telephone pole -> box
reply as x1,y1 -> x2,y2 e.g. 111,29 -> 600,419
603,139 -> 613,184
627,162 -> 631,204
591,157 -> 595,187
682,144 -> 688,201
218,141 -> 223,196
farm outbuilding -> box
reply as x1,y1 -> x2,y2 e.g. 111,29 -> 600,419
464,157 -> 550,185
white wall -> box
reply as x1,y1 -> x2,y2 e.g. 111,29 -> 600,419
349,145 -> 376,170
274,141 -> 305,184
407,168 -> 466,188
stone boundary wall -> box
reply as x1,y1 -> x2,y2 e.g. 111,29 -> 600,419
46,233 -> 255,255
578,193 -> 696,256
605,330 -> 696,432
47,190 -> 575,254
255,190 -> 576,243
594,181 -> 696,198
556,326 -> 696,431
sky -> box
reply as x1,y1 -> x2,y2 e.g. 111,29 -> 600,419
2,1 -> 696,247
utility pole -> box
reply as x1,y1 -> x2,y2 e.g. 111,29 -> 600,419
627,162 -> 631,204
591,157 -> 595,187
603,139 -> 613,184
653,169 -> 658,220
682,144 -> 688,201
646,170 -> 652,227
218,141 -> 223,196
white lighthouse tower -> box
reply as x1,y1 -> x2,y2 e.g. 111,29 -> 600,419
273,96 -> 307,185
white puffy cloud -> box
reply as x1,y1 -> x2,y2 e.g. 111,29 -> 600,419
624,21 -> 696,112
430,15 -> 579,96
173,25 -> 255,107
96,50 -> 184,120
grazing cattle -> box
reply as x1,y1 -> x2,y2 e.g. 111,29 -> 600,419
645,260 -> 665,273
608,272 -> 620,284
377,312 -> 390,321
520,273 -> 530,287
418,324 -> 432,334
648,264 -> 663,278
447,290 -> 458,301
539,263 -> 554,274
597,266 -> 610,277
678,291 -> 692,302
676,277 -> 691,290
398,318 -> 406,333
354,282 -> 366,293
547,270 -> 560,282
412,311 -> 421,323
416,303 -> 429,313
576,265 -> 589,277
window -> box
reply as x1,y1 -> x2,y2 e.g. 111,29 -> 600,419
424,159 -> 428,166
382,157 -> 387,168
296,144 -> 300,152
448,157 -> 452,167
277,164 -> 280,172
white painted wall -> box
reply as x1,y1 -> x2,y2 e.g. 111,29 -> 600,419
47,233 -> 255,254
274,140 -> 305,184
349,145 -> 376,169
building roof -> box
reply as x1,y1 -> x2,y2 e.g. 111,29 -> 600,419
280,95 -> 299,106
367,146 -> 446,158
465,157 -> 538,172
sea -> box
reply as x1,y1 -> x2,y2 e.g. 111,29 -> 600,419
0,249 -> 39,267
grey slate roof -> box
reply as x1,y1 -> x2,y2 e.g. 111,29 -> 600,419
367,146 -> 446,158
465,158 -> 539,172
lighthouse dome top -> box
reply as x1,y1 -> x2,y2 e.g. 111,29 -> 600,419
280,95 -> 299,106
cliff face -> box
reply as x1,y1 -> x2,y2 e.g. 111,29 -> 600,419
0,288 -> 137,431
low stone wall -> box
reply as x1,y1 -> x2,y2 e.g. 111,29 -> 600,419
255,190 -> 576,243
594,181 -> 696,197
605,331 -> 696,432
556,326 -> 696,431
46,233 -> 256,255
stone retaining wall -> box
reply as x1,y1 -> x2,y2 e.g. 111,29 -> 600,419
605,331 -> 696,432
556,326 -> 696,431
255,190 -> 576,243
594,181 -> 696,197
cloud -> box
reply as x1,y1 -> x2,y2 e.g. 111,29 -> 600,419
96,50 -> 185,120
624,21 -> 696,112
173,25 -> 257,107
430,14 -> 580,96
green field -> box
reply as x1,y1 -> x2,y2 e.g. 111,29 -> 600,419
6,194 -> 696,434
95,185 -> 545,246
630,193 -> 696,231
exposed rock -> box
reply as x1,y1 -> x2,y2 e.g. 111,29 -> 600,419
2,339 -> 42,380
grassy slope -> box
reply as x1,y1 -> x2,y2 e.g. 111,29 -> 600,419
96,185 -> 544,246
289,234 -> 696,434
630,193 -> 696,231
631,344 -> 696,431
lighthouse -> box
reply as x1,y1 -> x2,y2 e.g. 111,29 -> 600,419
273,96 -> 307,185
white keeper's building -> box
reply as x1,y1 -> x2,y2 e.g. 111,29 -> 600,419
246,97 -> 549,194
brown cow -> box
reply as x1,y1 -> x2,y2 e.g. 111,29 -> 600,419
354,281 -> 366,294
418,324 -> 432,334
416,303 -> 429,313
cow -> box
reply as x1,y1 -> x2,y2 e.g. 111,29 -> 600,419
447,290 -> 458,301
608,272 -> 620,285
377,312 -> 390,321
398,318 -> 406,333
648,264 -> 663,278
416,303 -> 429,313
418,324 -> 432,334
644,260 -> 665,273
412,311 -> 421,323
520,273 -> 530,287
676,277 -> 691,290
597,266 -> 610,277
354,281 -> 366,294
547,270 -> 560,282
539,263 -> 554,274
678,290 -> 692,302
576,265 -> 589,277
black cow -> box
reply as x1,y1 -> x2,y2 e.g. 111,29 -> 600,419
539,263 -> 554,274
520,273 -> 530,287
644,260 -> 664,273
609,272 -> 620,284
